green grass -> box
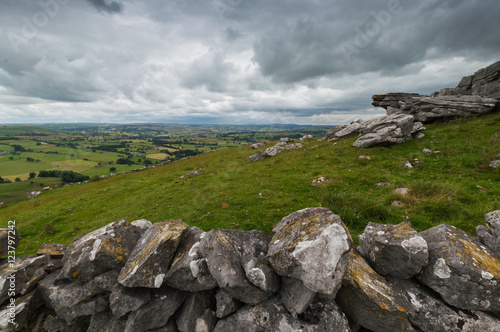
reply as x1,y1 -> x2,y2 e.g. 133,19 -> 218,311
1,113 -> 499,256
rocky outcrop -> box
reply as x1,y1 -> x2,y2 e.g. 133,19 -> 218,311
477,210 -> 500,258
1,209 -> 500,331
248,136 -> 307,161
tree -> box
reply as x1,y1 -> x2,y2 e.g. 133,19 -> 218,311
110,167 -> 116,172
29,172 -> 36,179
15,177 -> 21,182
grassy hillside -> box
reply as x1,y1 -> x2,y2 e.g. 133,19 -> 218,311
1,113 -> 499,256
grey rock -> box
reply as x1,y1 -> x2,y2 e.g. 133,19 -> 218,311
423,148 -> 432,154
62,219 -> 152,284
213,297 -> 315,332
417,224 -> 500,314
199,229 -> 278,304
300,300 -> 352,332
0,255 -> 51,305
490,160 -> 500,168
477,210 -> 500,258
175,290 -> 214,332
92,269 -> 120,291
280,277 -> 316,317
358,222 -> 428,279
165,227 -> 217,291
325,125 -> 347,140
118,219 -> 189,288
248,145 -> 283,162
250,143 -> 265,149
0,288 -> 44,332
0,229 -> 18,258
389,277 -> 500,332
411,121 -> 426,133
37,243 -> 67,259
147,317 -> 179,331
352,113 -> 415,148
194,309 -> 217,332
267,207 -> 352,295
125,285 -> 186,332
88,309 -> 128,332
372,93 -> 420,109
336,251 -> 416,332
331,121 -> 364,140
215,288 -> 241,318
110,284 -> 151,318
42,315 -> 88,332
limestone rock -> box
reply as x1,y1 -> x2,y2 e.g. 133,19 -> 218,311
417,224 -> 500,314
477,210 -> 500,258
118,220 -> 189,288
250,143 -> 265,149
389,277 -> 500,332
0,229 -> 18,258
358,222 -> 428,279
336,251 -> 416,332
372,93 -> 420,109
215,288 -> 241,319
38,271 -> 109,323
110,284 -> 151,318
280,277 -> 316,318
213,298 -> 316,332
267,207 -> 352,295
199,229 -> 278,304
124,285 -> 186,332
0,288 -> 44,332
147,317 -> 179,332
194,309 -> 217,332
62,219 -> 152,284
37,243 -> 67,259
0,255 -> 51,305
175,290 -> 214,332
248,145 -> 283,162
165,227 -> 217,291
87,309 -> 128,332
352,113 -> 415,148
300,300 -> 352,332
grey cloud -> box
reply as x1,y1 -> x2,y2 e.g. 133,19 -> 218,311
86,0 -> 123,14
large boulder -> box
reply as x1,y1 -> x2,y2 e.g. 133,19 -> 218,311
267,207 -> 352,295
62,219 -> 152,284
358,222 -> 428,279
0,288 -> 44,332
109,284 -> 151,318
417,224 -> 500,314
118,219 -> 189,288
336,251 -> 416,332
174,290 -> 215,332
199,229 -> 279,304
389,277 -> 500,332
477,210 -> 500,258
279,277 -> 316,318
165,227 -> 217,291
372,93 -> 420,109
352,113 -> 415,147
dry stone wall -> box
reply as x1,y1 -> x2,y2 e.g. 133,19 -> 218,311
1,207 -> 500,332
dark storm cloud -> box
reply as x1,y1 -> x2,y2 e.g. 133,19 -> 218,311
86,0 -> 123,14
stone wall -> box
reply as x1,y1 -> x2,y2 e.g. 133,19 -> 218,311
1,207 -> 500,332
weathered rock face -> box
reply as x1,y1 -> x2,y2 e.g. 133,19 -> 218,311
199,229 -> 279,304
165,226 -> 217,291
358,222 -> 428,279
62,219 -> 152,284
0,288 -> 44,332
118,219 -> 188,288
352,113 -> 415,148
36,243 -> 67,259
267,207 -> 352,295
477,210 -> 500,258
336,251 -> 416,332
417,224 -> 500,314
248,137 -> 304,161
436,60 -> 500,99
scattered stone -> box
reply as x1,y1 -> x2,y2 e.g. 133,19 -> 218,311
180,169 -> 202,179
417,224 -> 500,313
250,142 -> 265,149
0,228 -> 19,257
490,160 -> 500,168
336,251 -> 416,332
394,187 -> 409,195
423,148 -> 432,154
267,207 -> 352,295
279,277 -> 316,317
299,134 -> 313,141
37,243 -> 67,259
199,229 -> 278,304
403,161 -> 413,168
358,155 -> 371,160
118,219 -> 189,288
0,202 -> 4,208
312,176 -> 328,185
165,227 -> 217,291
414,132 -> 425,139
477,210 -> 500,258
62,219 -> 152,284
194,309 -> 218,332
377,182 -> 390,187
358,222 -> 429,279
27,191 -> 41,200
125,285 -> 186,332
391,200 -> 404,208
215,288 -> 241,319
283,142 -> 303,150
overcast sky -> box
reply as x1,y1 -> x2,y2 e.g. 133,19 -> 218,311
0,0 -> 498,125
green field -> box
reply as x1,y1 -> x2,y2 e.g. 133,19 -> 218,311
0,113 -> 498,256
